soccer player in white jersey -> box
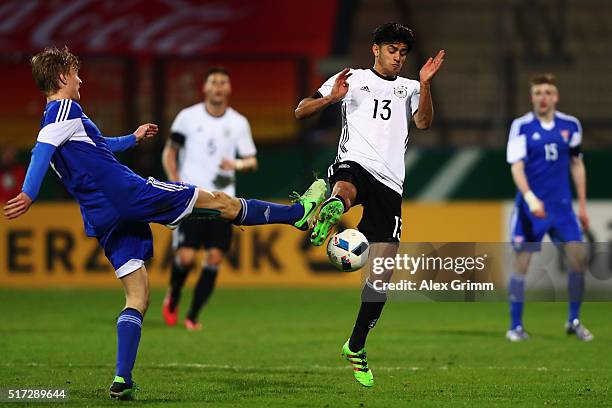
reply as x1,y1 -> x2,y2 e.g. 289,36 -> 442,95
161,67 -> 258,330
295,23 -> 445,387
3,47 -> 326,400
505,74 -> 592,342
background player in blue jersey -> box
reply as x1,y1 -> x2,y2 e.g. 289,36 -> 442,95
505,73 -> 592,342
2,47 -> 326,400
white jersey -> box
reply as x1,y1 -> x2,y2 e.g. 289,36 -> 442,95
170,103 -> 256,196
319,69 -> 420,194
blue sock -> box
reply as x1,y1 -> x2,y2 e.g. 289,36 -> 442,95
508,274 -> 525,329
234,198 -> 304,226
115,308 -> 143,385
568,271 -> 584,322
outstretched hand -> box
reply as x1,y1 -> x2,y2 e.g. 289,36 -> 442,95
134,123 -> 159,142
330,68 -> 352,103
419,50 -> 445,85
3,192 -> 33,220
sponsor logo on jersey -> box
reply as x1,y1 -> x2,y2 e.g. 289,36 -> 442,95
532,132 -> 541,141
359,85 -> 370,92
560,129 -> 570,142
338,163 -> 351,169
223,128 -> 231,138
393,85 -> 408,98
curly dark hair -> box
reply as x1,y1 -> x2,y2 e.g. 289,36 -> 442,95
372,23 -> 415,52
31,46 -> 80,95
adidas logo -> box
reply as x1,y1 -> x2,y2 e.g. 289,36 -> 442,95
359,86 -> 370,92
264,206 -> 271,222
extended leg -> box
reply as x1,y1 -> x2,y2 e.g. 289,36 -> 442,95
311,180 -> 357,246
191,179 -> 326,230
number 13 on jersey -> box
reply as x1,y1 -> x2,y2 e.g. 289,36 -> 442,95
373,99 -> 391,120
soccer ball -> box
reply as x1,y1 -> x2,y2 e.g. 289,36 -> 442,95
327,229 -> 370,272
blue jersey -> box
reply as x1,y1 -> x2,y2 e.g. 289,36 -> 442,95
37,99 -> 196,237
506,111 -> 582,209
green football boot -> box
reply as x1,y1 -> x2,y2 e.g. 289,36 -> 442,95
341,340 -> 374,387
292,179 -> 328,231
109,376 -> 137,400
310,197 -> 344,246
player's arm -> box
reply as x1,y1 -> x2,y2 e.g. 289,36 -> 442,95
162,128 -> 186,182
105,123 -> 159,152
413,50 -> 445,129
222,117 -> 258,171
220,156 -> 257,172
295,68 -> 352,120
104,135 -> 136,152
510,160 -> 545,218
3,142 -> 55,219
5,101 -> 83,219
510,160 -> 532,195
507,119 -> 546,218
570,151 -> 589,230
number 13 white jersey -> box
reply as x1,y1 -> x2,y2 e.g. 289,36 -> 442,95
318,69 -> 420,194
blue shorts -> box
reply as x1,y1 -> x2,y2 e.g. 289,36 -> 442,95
98,222 -> 154,278
123,177 -> 199,228
510,200 -> 582,252
96,177 -> 199,278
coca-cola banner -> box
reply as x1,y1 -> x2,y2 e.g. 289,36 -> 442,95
0,0 -> 339,56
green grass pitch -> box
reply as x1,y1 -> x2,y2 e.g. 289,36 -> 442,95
1,288 -> 611,407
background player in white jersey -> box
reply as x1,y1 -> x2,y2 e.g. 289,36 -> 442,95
505,74 -> 592,342
295,23 -> 445,387
3,47 -> 326,400
161,67 -> 258,330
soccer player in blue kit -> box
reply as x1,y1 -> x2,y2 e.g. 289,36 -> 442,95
3,47 -> 326,399
505,74 -> 592,342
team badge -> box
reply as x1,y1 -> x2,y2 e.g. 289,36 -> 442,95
560,129 -> 570,143
532,132 -> 541,141
223,128 -> 231,138
393,85 -> 408,98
